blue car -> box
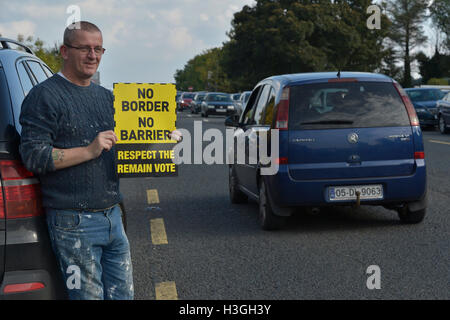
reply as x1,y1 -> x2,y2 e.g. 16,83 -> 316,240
404,88 -> 446,129
226,72 -> 427,230
436,91 -> 450,134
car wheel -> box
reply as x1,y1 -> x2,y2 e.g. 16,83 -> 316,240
229,166 -> 247,204
259,180 -> 286,230
439,115 -> 449,134
204,112 -> 208,118
397,206 -> 426,224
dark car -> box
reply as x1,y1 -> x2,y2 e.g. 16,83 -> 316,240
226,72 -> 427,230
404,88 -> 446,128
233,91 -> 252,117
201,92 -> 236,117
436,91 -> 450,134
178,92 -> 196,111
0,38 -> 66,299
190,92 -> 207,114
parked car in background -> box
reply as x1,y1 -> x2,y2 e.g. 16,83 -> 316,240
234,91 -> 252,116
201,92 -> 236,117
404,88 -> 446,129
231,93 -> 241,103
0,38 -> 66,299
226,72 -> 427,230
436,91 -> 450,134
178,92 -> 196,111
176,91 -> 182,102
190,92 -> 207,114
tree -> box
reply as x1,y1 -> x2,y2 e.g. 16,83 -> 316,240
174,48 -> 232,92
416,49 -> 450,82
387,0 -> 429,88
429,0 -> 450,51
220,0 -> 391,91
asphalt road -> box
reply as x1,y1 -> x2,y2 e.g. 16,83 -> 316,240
121,112 -> 450,300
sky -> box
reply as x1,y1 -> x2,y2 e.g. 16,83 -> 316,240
0,0 -> 438,89
0,0 -> 255,89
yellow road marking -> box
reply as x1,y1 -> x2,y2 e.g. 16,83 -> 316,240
150,218 -> 168,245
147,189 -> 160,204
429,139 -> 450,146
155,281 -> 178,300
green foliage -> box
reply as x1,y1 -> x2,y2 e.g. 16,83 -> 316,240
429,0 -> 450,50
427,78 -> 448,85
386,0 -> 429,88
174,48 -> 232,92
220,0 -> 391,90
417,49 -> 450,83
17,34 -> 62,73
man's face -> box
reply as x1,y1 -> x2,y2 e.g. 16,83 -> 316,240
62,30 -> 103,80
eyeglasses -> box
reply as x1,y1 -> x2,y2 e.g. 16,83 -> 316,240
64,43 -> 105,55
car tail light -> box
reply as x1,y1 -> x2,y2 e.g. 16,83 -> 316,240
393,82 -> 420,126
3,282 -> 45,294
276,157 -> 288,165
0,184 -> 4,219
328,78 -> 358,83
414,151 -> 425,159
275,87 -> 290,130
0,160 -> 43,219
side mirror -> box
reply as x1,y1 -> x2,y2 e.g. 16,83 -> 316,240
225,114 -> 240,127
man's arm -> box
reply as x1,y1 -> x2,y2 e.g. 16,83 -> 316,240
51,130 -> 118,170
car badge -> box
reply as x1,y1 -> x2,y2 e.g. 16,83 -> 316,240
348,133 -> 359,144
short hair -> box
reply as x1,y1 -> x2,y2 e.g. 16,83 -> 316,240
63,21 -> 102,45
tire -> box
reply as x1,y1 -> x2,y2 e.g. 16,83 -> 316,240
204,112 -> 208,118
229,166 -> 247,204
201,112 -> 205,117
439,115 -> 449,134
259,180 -> 286,230
397,206 -> 426,224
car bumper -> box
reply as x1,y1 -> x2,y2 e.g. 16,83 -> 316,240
0,269 -> 67,300
265,160 -> 427,208
207,109 -> 236,116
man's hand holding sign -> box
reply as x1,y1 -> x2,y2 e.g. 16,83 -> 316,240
113,83 -> 180,177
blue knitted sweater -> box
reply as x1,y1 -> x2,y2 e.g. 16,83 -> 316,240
19,74 -> 122,210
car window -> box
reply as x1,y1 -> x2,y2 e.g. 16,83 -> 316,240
263,88 -> 276,126
27,60 -> 49,83
407,89 -> 442,102
42,64 -> 54,77
253,85 -> 271,125
289,81 -> 410,129
17,62 -> 34,96
0,67 -> 14,141
182,93 -> 195,99
242,87 -> 262,125
206,94 -> 232,102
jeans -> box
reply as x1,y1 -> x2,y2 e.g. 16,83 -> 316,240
46,204 -> 134,300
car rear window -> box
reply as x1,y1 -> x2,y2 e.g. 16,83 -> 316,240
0,67 -> 14,141
183,93 -> 195,99
289,81 -> 411,130
206,94 -> 232,102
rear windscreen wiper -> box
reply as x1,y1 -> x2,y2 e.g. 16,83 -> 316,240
300,120 -> 354,125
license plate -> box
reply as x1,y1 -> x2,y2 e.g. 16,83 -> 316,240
328,185 -> 383,201
217,108 -> 226,112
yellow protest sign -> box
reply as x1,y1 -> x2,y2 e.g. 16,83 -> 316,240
113,83 -> 178,177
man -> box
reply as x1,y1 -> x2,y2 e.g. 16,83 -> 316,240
19,21 -> 180,300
